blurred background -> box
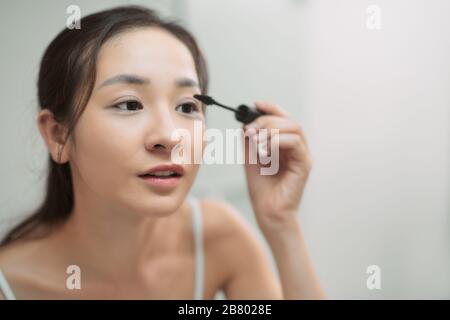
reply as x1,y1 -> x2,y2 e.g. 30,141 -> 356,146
0,0 -> 448,299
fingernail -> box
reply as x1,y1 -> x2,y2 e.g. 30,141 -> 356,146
244,126 -> 258,136
258,141 -> 268,157
246,122 -> 259,129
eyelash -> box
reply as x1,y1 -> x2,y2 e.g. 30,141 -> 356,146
111,99 -> 201,115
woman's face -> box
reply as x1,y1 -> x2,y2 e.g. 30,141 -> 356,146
68,27 -> 205,217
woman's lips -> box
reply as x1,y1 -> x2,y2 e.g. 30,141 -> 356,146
138,174 -> 182,188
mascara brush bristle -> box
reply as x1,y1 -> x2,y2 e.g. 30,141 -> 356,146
193,94 -> 239,114
193,94 -> 216,105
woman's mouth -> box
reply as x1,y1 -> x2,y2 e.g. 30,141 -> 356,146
138,163 -> 185,189
138,171 -> 183,188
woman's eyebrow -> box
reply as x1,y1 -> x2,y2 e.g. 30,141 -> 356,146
96,74 -> 199,91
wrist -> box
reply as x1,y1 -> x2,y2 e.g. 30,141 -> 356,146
257,213 -> 302,241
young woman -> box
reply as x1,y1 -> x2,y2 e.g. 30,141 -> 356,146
0,5 -> 325,300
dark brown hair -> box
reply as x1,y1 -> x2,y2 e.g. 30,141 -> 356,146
1,5 -> 209,246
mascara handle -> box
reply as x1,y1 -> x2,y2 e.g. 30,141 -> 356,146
235,104 -> 266,124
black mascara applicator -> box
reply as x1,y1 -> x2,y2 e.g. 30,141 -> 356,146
193,94 -> 266,124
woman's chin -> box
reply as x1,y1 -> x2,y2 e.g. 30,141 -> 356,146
133,195 -> 185,217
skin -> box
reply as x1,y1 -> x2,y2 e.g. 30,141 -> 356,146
0,27 -> 325,299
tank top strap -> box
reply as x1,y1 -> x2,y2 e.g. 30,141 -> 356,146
188,195 -> 204,300
0,268 -> 16,300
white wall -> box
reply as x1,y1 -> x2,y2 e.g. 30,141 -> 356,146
187,0 -> 450,299
304,0 -> 450,299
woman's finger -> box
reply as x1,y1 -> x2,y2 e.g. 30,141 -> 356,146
255,132 -> 308,158
245,117 -> 308,149
245,116 -> 299,132
254,101 -> 289,117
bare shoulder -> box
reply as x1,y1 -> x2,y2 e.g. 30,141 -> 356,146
200,198 -> 249,242
199,198 -> 283,299
0,241 -> 27,299
0,239 -> 37,278
0,238 -> 56,299
0,240 -> 28,272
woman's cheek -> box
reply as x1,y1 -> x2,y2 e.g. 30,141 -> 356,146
74,121 -> 135,193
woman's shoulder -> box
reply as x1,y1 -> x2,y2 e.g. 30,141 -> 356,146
0,238 -> 45,277
198,198 -> 254,243
0,239 -> 42,299
197,198 -> 266,269
0,236 -> 73,299
197,197 -> 283,299
0,240 -> 28,269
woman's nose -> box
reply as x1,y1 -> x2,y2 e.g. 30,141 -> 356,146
144,109 -> 182,154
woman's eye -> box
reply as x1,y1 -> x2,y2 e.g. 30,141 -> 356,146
112,100 -> 143,112
176,102 -> 200,115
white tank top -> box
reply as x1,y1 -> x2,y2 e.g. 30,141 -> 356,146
0,195 -> 204,300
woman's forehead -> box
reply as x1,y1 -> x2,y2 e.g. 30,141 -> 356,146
95,28 -> 198,84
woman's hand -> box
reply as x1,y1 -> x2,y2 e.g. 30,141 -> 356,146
242,101 -> 312,232
241,103 -> 326,300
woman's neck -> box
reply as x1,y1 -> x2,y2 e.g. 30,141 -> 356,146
47,195 -> 188,284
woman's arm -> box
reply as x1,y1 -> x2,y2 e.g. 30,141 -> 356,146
241,100 -> 326,299
204,199 -> 282,299
260,217 -> 326,300
207,200 -> 323,300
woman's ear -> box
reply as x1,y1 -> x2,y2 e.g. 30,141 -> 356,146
37,109 -> 71,164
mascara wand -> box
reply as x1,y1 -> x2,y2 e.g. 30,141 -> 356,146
193,94 -> 266,124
